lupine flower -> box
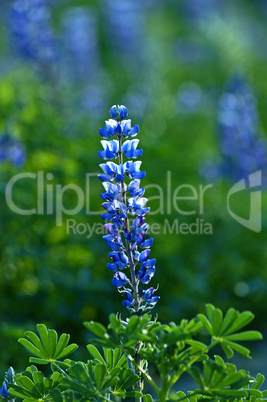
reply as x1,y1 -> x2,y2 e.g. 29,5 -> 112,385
0,382 -> 9,398
107,251 -> 128,271
0,133 -> 25,168
9,0 -> 55,64
98,141 -> 119,160
144,287 -> 160,306
98,105 -> 159,312
99,119 -> 139,140
121,289 -> 134,307
0,367 -> 15,399
121,140 -> 143,159
100,182 -> 125,201
112,271 -> 129,287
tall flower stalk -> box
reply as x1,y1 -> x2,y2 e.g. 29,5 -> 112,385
98,105 -> 159,314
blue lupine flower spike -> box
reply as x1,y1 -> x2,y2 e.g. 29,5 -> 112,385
0,367 -> 15,399
98,105 -> 159,313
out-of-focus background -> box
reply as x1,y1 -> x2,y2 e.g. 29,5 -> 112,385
1,0 -> 267,376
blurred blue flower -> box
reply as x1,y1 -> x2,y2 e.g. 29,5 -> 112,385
102,0 -> 146,64
181,0 -> 222,22
9,0 -> 55,64
176,82 -> 204,114
61,7 -> 99,79
0,133 -> 25,168
202,75 -> 267,183
60,7 -> 108,119
218,75 -> 267,181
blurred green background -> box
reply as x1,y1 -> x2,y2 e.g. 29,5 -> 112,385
0,0 -> 267,375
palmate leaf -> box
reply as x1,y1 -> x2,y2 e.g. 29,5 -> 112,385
187,358 -> 264,401
197,304 -> 262,358
84,313 -> 152,353
63,360 -> 120,398
8,365 -> 62,402
18,324 -> 78,365
87,344 -> 127,371
62,353 -> 140,400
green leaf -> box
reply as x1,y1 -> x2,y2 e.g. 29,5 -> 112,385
55,343 -> 78,360
94,363 -> 106,390
176,391 -> 190,402
124,391 -> 143,398
8,387 -> 33,399
29,357 -> 50,365
54,333 -> 70,358
20,325 -> 77,365
197,314 -> 213,335
37,324 -> 50,353
50,388 -> 63,402
249,389 -> 263,397
104,348 -> 113,368
142,394 -> 153,402
251,373 -> 265,389
185,318 -> 203,333
18,338 -> 45,359
84,321 -> 109,340
224,311 -> 254,335
207,304 -> 223,335
48,329 -> 58,357
87,344 -> 106,365
215,389 -> 247,397
185,340 -> 207,352
223,340 -> 251,358
113,348 -> 125,367
120,372 -> 139,390
17,376 -> 37,393
24,331 -> 49,357
218,308 -> 238,336
32,371 -> 45,395
215,371 -> 247,388
220,341 -> 234,359
225,330 -> 262,342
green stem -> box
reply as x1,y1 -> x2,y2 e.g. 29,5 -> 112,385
52,362 -> 72,380
160,341 -> 217,397
159,382 -> 170,402
128,355 -> 160,395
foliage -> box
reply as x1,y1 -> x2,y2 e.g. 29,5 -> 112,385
1,304 -> 265,401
